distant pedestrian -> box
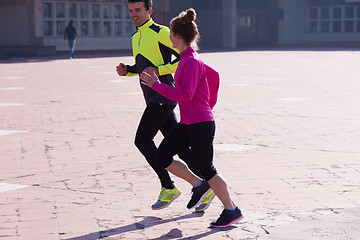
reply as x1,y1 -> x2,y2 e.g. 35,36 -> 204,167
140,8 -> 244,228
64,20 -> 77,59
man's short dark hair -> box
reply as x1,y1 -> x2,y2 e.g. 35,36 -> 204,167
128,0 -> 152,10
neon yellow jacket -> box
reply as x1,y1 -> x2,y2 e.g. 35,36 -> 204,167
126,19 -> 180,105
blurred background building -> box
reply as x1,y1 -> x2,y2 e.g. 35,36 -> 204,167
0,0 -> 360,57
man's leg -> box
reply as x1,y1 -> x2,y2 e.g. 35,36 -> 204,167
70,40 -> 75,58
134,103 -> 174,189
134,103 -> 181,210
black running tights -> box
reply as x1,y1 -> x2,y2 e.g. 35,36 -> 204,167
134,103 -> 202,189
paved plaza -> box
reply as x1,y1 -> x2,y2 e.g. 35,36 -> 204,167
0,50 -> 360,239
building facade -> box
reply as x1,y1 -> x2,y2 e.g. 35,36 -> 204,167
0,0 -> 359,56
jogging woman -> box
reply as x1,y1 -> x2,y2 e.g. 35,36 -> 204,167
140,8 -> 244,228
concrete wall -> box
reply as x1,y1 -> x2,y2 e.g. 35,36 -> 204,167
222,0 -> 237,49
278,0 -> 307,45
303,33 -> 360,43
44,37 -> 132,51
168,0 -> 223,49
0,0 -> 29,45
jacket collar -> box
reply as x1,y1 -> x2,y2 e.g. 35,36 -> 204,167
137,18 -> 154,31
180,47 -> 194,57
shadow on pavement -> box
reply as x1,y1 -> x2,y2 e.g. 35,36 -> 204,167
64,211 -> 232,240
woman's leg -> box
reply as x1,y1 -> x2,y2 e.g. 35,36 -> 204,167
159,110 -> 202,178
157,124 -> 201,185
207,174 -> 235,209
186,122 -> 242,227
158,124 -> 212,209
186,122 -> 234,209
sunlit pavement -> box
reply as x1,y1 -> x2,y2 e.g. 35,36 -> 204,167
1,50 -> 359,240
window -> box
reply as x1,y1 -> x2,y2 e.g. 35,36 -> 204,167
80,4 -> 88,19
114,5 -> 122,19
92,4 -> 100,19
345,20 -> 354,32
43,3 -> 52,18
103,5 -> 111,19
345,6 -> 354,18
309,7 -> 318,19
320,21 -> 330,32
81,21 -> 89,36
309,21 -> 318,33
332,21 -> 342,32
68,3 -> 76,18
103,21 -> 111,36
56,3 -> 65,18
114,22 -> 122,36
125,22 -> 133,36
308,4 -> 360,33
44,21 -> 52,36
56,21 -> 65,36
333,7 -> 342,19
92,21 -> 100,36
43,0 -> 133,37
320,7 -> 330,19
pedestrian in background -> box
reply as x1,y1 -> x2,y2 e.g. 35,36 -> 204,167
64,20 -> 77,59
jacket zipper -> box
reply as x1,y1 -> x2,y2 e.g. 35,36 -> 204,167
138,29 -> 142,47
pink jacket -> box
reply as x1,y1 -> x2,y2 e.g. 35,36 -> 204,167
152,47 -> 220,125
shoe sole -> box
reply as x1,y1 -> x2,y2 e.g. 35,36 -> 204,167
210,214 -> 244,228
151,191 -> 181,210
188,188 -> 212,210
195,191 -> 216,212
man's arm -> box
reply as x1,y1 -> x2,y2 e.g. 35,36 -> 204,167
125,64 -> 138,77
116,63 -> 138,77
156,27 -> 180,76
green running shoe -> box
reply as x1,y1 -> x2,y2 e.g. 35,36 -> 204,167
151,185 -> 181,210
195,189 -> 215,212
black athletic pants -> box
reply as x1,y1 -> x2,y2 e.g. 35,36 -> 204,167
134,103 -> 202,189
157,121 -> 218,182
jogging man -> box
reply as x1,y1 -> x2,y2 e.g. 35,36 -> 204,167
116,0 -> 214,211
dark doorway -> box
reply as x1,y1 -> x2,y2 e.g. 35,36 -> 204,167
236,0 -> 279,47
256,9 -> 279,46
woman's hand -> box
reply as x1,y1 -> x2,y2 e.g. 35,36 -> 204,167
143,67 -> 159,76
140,71 -> 159,88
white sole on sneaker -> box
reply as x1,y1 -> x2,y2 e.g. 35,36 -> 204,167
210,214 -> 244,228
188,188 -> 212,210
195,190 -> 215,212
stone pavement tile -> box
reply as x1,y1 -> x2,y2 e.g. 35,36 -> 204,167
1,51 -> 360,239
258,207 -> 360,240
17,221 -> 58,240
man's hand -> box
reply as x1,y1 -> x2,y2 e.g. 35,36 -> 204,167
116,63 -> 127,76
142,67 -> 159,76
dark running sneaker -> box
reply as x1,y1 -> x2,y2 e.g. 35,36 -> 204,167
187,180 -> 211,209
210,207 -> 244,228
